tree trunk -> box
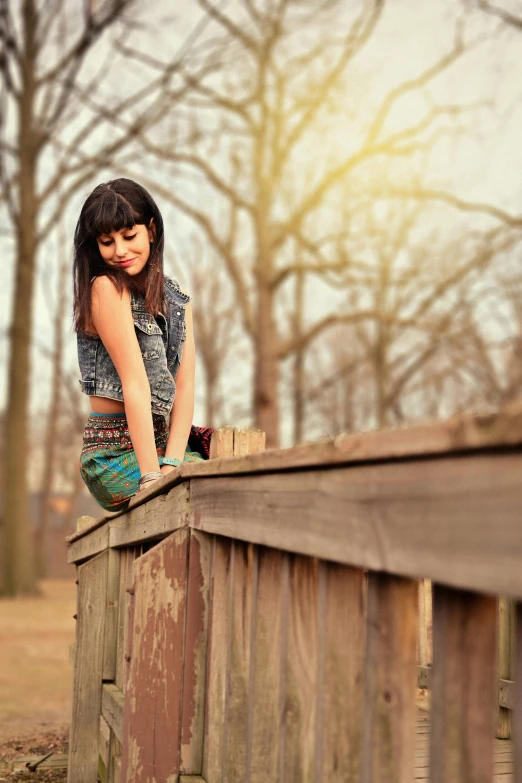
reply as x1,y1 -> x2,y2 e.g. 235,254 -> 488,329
254,277 -> 279,447
293,258 -> 305,445
2,0 -> 38,595
35,258 -> 67,577
205,369 -> 216,429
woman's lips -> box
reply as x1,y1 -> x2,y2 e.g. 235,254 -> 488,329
117,257 -> 137,267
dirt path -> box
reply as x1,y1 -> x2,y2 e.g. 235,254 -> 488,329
0,579 -> 76,780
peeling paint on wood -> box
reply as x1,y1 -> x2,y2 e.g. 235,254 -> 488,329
180,530 -> 212,773
121,529 -> 189,782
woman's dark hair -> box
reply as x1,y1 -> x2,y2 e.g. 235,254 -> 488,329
73,178 -> 166,333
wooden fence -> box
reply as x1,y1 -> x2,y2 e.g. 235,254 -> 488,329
66,405 -> 522,783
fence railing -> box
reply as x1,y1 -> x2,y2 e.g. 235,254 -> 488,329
66,405 -> 522,783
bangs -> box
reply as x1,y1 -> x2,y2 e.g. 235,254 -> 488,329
85,190 -> 142,238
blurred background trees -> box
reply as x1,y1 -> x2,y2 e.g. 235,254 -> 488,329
1,0 -> 521,593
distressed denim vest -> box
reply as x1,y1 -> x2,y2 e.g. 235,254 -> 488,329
77,275 -> 190,420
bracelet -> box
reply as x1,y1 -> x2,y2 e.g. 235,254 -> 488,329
138,471 -> 163,487
162,457 -> 182,467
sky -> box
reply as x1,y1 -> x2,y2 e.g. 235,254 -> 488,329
1,0 -> 521,433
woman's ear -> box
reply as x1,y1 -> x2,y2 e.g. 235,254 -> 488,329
148,218 -> 156,243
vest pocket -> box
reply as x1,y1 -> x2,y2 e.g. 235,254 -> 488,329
134,317 -> 163,361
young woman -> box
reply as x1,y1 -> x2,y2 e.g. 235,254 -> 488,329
73,177 -> 209,512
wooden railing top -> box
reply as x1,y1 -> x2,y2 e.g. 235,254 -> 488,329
68,401 -> 522,546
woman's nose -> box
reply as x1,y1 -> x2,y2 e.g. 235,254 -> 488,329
114,239 -> 127,257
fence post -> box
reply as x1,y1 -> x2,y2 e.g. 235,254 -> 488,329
182,426 -> 265,779
497,597 -> 516,739
418,578 -> 432,670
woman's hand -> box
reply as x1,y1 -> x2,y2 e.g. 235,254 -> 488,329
160,464 -> 178,478
136,476 -> 163,494
136,464 -> 180,494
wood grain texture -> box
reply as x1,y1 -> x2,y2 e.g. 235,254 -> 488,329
99,716 -> 110,782
109,484 -> 190,548
320,564 -> 366,782
68,550 -> 109,783
232,428 -> 265,457
190,452 -> 522,599
361,573 -> 418,783
180,400 -> 522,479
223,543 -> 256,781
68,523 -> 109,564
497,597 -> 516,739
115,548 -> 136,694
103,549 -> 120,682
121,530 -> 190,783
180,530 -> 212,774
68,401 -> 522,548
430,585 -> 497,783
418,579 -> 432,668
202,537 -> 233,783
249,549 -> 287,783
209,425 -> 235,459
114,548 -> 127,693
512,602 -> 522,783
101,684 -> 124,744
281,555 -> 319,783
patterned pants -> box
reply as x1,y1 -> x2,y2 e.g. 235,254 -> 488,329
79,412 -> 205,512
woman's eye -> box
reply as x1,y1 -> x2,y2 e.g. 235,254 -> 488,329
99,233 -> 136,246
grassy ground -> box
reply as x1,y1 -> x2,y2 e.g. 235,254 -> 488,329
0,579 -> 76,781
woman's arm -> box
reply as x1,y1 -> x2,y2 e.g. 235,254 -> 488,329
91,276 -> 160,476
162,302 -> 196,466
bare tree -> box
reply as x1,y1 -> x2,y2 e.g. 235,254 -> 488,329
469,0 -> 522,30
301,202 -> 521,437
117,0 -> 516,447
0,0 -> 207,594
167,238 -> 240,428
34,225 -> 68,577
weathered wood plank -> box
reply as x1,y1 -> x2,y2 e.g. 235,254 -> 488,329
103,549 -> 120,682
203,537 -> 233,783
499,679 -> 514,710
180,530 -> 212,774
224,542 -> 256,781
68,549 -> 109,783
68,523 -> 109,564
513,602 -> 522,782
418,579 -> 432,668
67,402 -> 522,547
109,484 -> 190,547
114,548 -> 128,693
190,452 -> 522,599
99,716 -> 110,783
101,684 -> 124,744
361,573 -> 418,783
121,530 -> 190,783
430,585 -> 497,783
209,425 -> 235,459
497,598 -> 516,739
108,733 -> 122,783
232,427 -> 265,456
320,563 -> 366,782
249,548 -> 287,783
281,555 -> 319,783
115,548 -> 136,694
181,400 -> 522,478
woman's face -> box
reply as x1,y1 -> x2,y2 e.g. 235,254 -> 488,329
96,220 -> 155,275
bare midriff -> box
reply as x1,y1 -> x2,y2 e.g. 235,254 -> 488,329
90,396 -> 126,414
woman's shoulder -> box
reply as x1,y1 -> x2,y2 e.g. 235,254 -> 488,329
163,274 -> 191,304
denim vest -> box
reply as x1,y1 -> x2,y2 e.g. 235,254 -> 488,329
77,275 -> 190,419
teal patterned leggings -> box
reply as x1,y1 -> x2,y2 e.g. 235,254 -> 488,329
79,412 -> 203,512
